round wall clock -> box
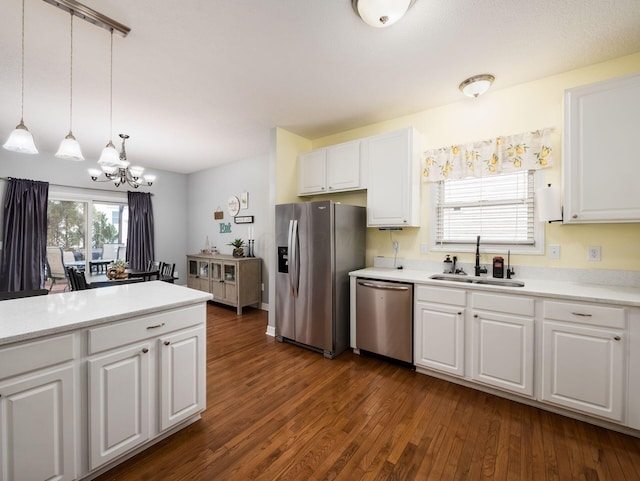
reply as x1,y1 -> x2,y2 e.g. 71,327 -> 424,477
227,196 -> 240,217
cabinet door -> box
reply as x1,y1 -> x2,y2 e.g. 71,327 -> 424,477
0,365 -> 76,481
88,343 -> 151,470
366,128 -> 420,227
298,149 -> 327,195
159,326 -> 206,431
563,73 -> 640,223
542,321 -> 624,422
326,140 -> 361,192
414,302 -> 464,376
471,311 -> 534,396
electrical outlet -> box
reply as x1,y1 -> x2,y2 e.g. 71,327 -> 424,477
548,245 -> 560,259
588,246 -> 601,262
420,243 -> 428,255
392,240 -> 399,253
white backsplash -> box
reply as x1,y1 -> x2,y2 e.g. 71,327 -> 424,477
372,256 -> 640,288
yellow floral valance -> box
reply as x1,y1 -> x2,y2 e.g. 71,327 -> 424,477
421,128 -> 553,182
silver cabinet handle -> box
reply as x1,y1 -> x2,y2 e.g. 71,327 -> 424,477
571,312 -> 592,317
142,348 -> 149,354
164,341 -> 171,346
358,281 -> 409,291
146,323 -> 166,329
614,336 -> 621,341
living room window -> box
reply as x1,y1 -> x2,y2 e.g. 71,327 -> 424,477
431,170 -> 543,254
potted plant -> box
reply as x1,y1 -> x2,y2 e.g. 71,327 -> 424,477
228,238 -> 245,257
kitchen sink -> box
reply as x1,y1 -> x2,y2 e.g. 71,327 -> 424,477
429,274 -> 524,287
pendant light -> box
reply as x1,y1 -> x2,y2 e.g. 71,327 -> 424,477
55,11 -> 84,160
3,0 -> 38,154
98,30 -> 119,165
351,0 -> 416,28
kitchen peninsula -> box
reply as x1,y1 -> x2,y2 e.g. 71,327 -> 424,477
0,281 -> 212,481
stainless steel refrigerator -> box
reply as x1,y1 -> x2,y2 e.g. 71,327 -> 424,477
275,200 -> 366,358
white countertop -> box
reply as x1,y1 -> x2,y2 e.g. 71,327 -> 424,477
350,268 -> 640,308
0,281 -> 213,346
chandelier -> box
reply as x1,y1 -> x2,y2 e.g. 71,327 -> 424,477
89,134 -> 155,188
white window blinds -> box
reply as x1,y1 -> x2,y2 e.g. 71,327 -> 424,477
435,170 -> 535,245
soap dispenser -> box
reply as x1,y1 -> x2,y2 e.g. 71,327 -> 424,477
443,255 -> 453,274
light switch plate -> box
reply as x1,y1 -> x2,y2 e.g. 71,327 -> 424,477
548,245 -> 560,259
420,243 -> 428,255
588,246 -> 601,262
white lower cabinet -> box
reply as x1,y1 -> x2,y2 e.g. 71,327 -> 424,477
87,305 -> 207,474
0,334 -> 77,481
409,283 -> 636,432
470,293 -> 535,397
414,285 -> 465,377
0,365 -> 76,481
541,300 -> 626,423
88,342 -> 151,470
159,327 -> 206,431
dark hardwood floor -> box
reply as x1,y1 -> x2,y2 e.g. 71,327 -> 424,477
94,303 -> 640,481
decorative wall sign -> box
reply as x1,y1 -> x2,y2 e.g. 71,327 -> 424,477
219,222 -> 232,234
227,196 -> 240,216
240,191 -> 249,209
234,215 -> 254,224
214,207 -> 224,220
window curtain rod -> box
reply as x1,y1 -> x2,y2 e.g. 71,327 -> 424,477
0,177 -> 153,195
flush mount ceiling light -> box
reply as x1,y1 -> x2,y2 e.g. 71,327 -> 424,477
3,0 -> 38,154
351,0 -> 416,28
89,134 -> 155,188
459,74 -> 495,98
55,12 -> 84,161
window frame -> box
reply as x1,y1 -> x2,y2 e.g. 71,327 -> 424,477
428,170 -> 545,255
48,186 -> 128,262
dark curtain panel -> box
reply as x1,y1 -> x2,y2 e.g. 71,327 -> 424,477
0,178 -> 49,292
127,191 -> 155,270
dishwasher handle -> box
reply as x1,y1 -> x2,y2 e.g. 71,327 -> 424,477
357,280 -> 410,291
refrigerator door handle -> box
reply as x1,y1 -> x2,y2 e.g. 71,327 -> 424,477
290,219 -> 299,296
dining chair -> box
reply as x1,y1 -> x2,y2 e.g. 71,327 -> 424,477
66,267 -> 90,291
46,246 -> 70,291
159,262 -> 176,283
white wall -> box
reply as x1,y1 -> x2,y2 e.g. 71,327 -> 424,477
0,147 -> 189,281
186,154 -> 270,304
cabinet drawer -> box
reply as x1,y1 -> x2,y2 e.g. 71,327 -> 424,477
472,292 -> 535,317
88,304 -> 206,355
0,334 -> 75,380
543,301 -> 625,329
415,285 -> 465,306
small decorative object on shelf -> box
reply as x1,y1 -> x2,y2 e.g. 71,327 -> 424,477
228,238 -> 245,257
106,259 -> 128,279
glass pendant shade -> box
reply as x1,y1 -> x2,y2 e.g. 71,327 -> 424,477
459,74 -> 495,98
98,140 -> 119,165
3,120 -> 38,154
353,0 -> 413,27
55,131 -> 84,161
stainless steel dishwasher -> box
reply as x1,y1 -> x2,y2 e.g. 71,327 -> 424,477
355,278 -> 413,364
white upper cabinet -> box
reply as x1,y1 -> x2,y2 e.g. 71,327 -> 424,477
364,127 -> 421,227
298,140 -> 363,195
563,73 -> 640,223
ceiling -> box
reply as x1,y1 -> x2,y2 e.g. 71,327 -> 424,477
1,0 -> 639,174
